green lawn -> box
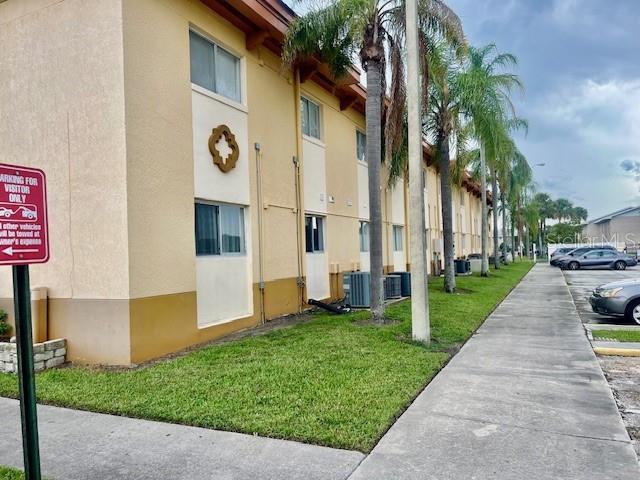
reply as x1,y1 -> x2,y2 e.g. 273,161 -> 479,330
0,466 -> 24,480
592,329 -> 640,343
0,262 -> 532,452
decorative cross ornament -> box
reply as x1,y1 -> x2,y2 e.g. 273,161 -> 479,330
208,125 -> 239,173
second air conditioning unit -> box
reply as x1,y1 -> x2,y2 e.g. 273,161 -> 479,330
384,275 -> 402,300
343,272 -> 371,307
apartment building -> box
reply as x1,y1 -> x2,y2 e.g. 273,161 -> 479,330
0,0 -> 491,365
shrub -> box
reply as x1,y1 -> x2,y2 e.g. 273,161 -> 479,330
0,309 -> 11,337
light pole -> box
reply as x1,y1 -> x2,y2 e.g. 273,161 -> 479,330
406,0 -> 429,343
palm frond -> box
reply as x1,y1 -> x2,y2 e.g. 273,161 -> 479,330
384,36 -> 407,166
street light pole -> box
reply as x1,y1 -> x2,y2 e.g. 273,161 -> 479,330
406,0 -> 430,343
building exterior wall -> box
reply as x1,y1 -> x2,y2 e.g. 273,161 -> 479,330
0,0 -> 131,364
0,0 -> 493,366
584,213 -> 640,246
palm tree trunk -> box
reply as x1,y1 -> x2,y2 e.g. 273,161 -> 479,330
538,223 -> 543,259
480,143 -> 489,276
438,135 -> 455,293
501,192 -> 508,263
510,214 -> 516,261
491,167 -> 499,269
365,57 -> 384,323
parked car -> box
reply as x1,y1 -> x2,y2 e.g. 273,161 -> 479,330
550,247 -> 575,262
550,245 -> 617,266
20,207 -> 36,220
559,249 -> 637,270
590,279 -> 640,324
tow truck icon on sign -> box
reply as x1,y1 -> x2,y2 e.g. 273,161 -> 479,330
0,203 -> 38,222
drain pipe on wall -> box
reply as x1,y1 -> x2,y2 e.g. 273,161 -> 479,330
255,142 -> 266,324
293,155 -> 304,312
293,69 -> 306,311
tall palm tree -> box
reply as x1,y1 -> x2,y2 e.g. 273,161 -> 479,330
423,42 -> 464,293
533,192 -> 555,253
284,0 -> 463,319
554,198 -> 573,223
570,206 -> 588,224
508,149 -> 533,257
457,44 -> 524,275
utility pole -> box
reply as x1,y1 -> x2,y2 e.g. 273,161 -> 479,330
406,0 -> 430,343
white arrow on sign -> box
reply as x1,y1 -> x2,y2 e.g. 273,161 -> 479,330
1,247 -> 39,256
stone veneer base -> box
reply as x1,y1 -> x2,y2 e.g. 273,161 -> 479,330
0,338 -> 67,373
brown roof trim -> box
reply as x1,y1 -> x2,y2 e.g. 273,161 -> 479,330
200,1 -> 439,172
200,0 -> 366,113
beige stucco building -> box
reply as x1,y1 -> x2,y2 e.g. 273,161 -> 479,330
583,207 -> 640,248
0,0 -> 492,365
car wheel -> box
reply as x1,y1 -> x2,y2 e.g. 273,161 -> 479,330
568,261 -> 579,270
625,300 -> 640,325
615,261 -> 627,271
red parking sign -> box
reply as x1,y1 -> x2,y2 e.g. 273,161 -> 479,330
0,164 -> 49,265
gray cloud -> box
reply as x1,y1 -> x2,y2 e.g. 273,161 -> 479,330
621,159 -> 640,174
447,0 -> 640,219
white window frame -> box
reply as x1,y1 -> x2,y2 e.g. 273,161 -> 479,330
189,27 -> 246,108
301,96 -> 322,141
359,221 -> 370,252
356,129 -> 367,164
195,200 -> 247,257
305,214 -> 325,253
393,225 -> 404,252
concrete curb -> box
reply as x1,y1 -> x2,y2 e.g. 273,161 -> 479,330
594,346 -> 640,357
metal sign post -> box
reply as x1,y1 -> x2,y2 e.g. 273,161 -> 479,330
13,265 -> 41,480
1,163 -> 49,480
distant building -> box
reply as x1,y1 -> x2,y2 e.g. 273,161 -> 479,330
583,207 -> 640,248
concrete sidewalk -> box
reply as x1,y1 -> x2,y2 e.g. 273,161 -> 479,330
0,398 -> 363,480
349,264 -> 640,480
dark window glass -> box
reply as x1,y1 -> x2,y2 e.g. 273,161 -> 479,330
195,203 -> 219,255
305,215 -> 324,252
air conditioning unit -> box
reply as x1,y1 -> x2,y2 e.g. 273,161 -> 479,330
344,272 -> 370,307
390,271 -> 411,297
384,275 -> 402,299
432,238 -> 443,253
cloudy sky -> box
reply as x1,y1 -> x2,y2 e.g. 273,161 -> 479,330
444,0 -> 640,220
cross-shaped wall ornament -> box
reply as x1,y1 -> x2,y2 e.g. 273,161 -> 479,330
208,124 -> 239,173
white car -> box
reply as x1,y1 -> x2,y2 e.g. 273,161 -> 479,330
0,207 -> 13,218
21,208 -> 36,220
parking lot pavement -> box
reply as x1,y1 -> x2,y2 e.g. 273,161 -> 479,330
562,266 -> 640,325
560,265 -> 640,460
599,356 -> 640,459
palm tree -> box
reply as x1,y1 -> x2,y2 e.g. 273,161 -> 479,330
521,186 -> 539,258
508,150 -> 533,258
284,0 -> 464,318
570,206 -> 588,224
423,42 -> 464,293
533,192 -> 555,253
489,124 -> 523,267
554,198 -> 573,223
458,44 -> 524,276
